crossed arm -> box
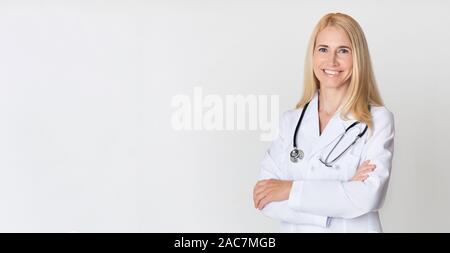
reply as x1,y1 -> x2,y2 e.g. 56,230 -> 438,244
253,160 -> 375,210
253,110 -> 394,224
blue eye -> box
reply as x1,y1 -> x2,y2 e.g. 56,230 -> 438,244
339,48 -> 350,54
318,48 -> 327,53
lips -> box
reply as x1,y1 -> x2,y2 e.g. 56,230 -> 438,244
322,69 -> 342,76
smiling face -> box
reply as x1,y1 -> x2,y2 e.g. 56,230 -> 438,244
313,26 -> 353,90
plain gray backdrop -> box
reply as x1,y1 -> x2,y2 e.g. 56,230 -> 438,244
0,0 -> 449,232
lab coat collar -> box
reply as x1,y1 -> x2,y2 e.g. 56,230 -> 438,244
303,90 -> 359,159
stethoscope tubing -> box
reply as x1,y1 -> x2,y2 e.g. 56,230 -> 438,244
291,100 -> 368,165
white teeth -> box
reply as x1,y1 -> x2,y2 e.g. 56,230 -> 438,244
324,69 -> 339,75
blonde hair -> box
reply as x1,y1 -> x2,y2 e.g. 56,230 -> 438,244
296,13 -> 383,131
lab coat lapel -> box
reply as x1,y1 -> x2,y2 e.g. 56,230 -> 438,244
308,113 -> 346,158
306,91 -> 359,159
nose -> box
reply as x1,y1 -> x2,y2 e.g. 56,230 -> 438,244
327,52 -> 338,66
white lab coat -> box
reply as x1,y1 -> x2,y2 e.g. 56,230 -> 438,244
258,91 -> 395,233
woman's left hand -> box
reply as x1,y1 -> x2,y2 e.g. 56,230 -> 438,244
253,179 -> 293,210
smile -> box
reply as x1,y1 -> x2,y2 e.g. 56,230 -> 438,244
322,69 -> 343,77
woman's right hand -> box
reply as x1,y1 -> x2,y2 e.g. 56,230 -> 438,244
351,160 -> 376,181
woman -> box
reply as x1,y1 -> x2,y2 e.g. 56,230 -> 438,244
253,13 -> 395,233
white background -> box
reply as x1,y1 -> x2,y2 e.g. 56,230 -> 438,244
0,0 -> 449,232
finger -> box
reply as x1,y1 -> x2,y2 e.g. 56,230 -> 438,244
255,180 -> 267,187
257,196 -> 265,210
355,174 -> 370,181
263,179 -> 276,185
253,184 -> 258,196
352,175 -> 366,182
259,180 -> 277,191
257,195 -> 267,210
253,186 -> 259,205
256,187 -> 272,202
362,165 -> 376,173
254,190 -> 262,208
353,172 -> 371,181
255,188 -> 272,209
354,167 -> 375,178
353,170 -> 373,180
351,175 -> 363,181
258,179 -> 274,186
357,165 -> 376,174
362,163 -> 376,168
357,162 -> 375,169
253,188 -> 260,208
359,163 -> 376,169
356,164 -> 376,174
365,166 -> 376,172
258,196 -> 271,210
255,179 -> 277,195
253,186 -> 264,208
254,184 -> 267,196
253,184 -> 260,198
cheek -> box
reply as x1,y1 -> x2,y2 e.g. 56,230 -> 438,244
342,57 -> 353,72
312,58 -> 324,76
313,65 -> 324,81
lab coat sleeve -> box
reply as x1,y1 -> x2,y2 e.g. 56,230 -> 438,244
287,109 -> 395,219
258,111 -> 329,227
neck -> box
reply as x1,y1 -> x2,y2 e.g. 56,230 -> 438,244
318,86 -> 349,116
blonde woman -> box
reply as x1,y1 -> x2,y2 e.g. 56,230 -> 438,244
253,13 -> 395,233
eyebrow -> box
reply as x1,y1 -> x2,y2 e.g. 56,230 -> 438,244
316,44 -> 351,50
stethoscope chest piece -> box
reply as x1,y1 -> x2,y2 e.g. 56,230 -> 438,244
290,148 -> 304,163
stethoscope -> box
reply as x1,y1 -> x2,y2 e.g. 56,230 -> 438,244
290,101 -> 368,167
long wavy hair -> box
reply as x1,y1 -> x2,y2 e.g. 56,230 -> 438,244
296,13 -> 383,131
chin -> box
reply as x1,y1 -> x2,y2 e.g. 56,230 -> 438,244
318,80 -> 348,90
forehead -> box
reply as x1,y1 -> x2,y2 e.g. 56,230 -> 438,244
315,26 -> 351,47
